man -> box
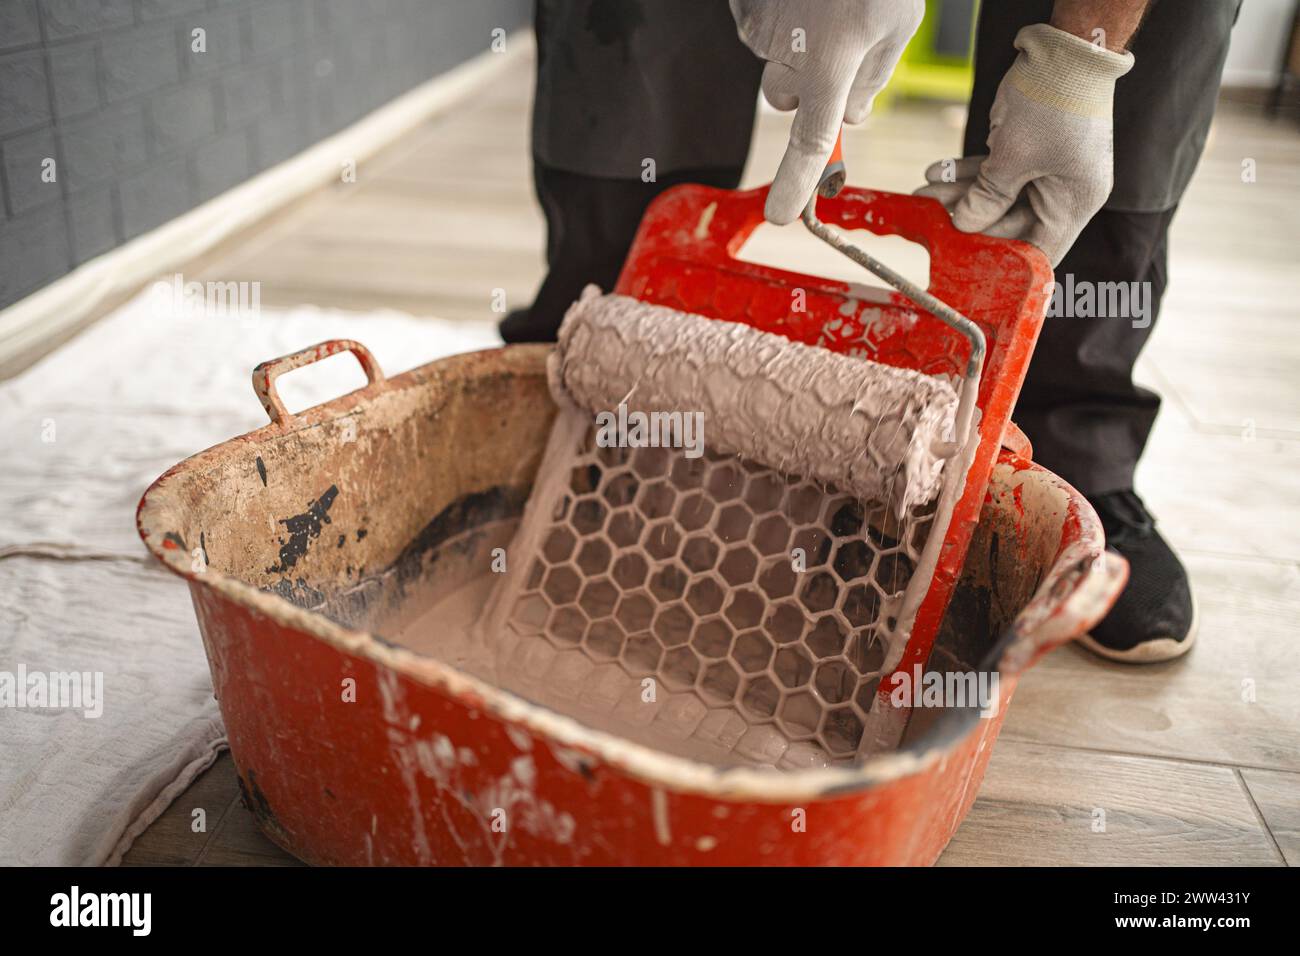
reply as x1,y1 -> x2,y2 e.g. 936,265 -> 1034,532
502,0 -> 1239,664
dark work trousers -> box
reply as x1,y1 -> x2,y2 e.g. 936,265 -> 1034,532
516,0 -> 763,342
964,0 -> 1239,495
1010,206 -> 1176,495
524,165 -> 751,342
523,0 -> 1237,497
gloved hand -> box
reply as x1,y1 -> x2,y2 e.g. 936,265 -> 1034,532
730,0 -> 924,224
916,24 -> 1134,265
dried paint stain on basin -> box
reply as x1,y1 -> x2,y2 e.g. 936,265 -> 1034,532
375,665 -> 576,865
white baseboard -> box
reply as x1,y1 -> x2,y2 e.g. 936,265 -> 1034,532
0,33 -> 532,376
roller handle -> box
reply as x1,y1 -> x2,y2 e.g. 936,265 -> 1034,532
252,339 -> 385,426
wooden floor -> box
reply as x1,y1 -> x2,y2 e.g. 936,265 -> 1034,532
122,52 -> 1300,867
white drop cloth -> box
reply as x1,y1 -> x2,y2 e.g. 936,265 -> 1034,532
0,290 -> 498,864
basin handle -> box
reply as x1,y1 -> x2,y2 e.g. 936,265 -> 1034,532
993,549 -> 1129,676
251,339 -> 385,425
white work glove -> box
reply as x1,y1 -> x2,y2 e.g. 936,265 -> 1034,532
730,0 -> 924,224
916,24 -> 1134,265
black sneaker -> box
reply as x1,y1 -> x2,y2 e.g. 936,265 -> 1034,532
1078,490 -> 1197,663
499,308 -> 561,344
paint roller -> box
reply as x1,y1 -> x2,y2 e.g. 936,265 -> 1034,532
548,134 -> 983,522
545,130 -> 986,660
548,287 -> 961,519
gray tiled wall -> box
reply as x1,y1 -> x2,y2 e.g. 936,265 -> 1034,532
0,0 -> 532,310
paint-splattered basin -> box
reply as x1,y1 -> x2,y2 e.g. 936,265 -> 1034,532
137,341 -> 1125,865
